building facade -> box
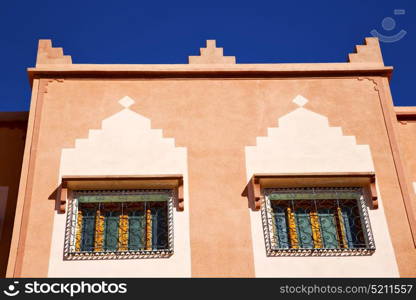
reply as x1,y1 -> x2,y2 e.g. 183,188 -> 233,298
2,38 -> 416,277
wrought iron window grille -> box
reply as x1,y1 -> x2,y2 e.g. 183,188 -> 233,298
261,187 -> 376,257
64,189 -> 174,260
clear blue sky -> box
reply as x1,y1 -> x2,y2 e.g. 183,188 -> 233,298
0,0 -> 414,111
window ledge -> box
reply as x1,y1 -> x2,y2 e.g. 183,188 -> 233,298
245,172 -> 378,211
58,175 -> 184,213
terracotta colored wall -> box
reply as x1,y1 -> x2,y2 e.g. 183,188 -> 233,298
396,119 -> 416,267
245,98 -> 398,276
0,119 -> 27,277
8,76 -> 416,277
396,121 -> 416,193
48,101 -> 192,277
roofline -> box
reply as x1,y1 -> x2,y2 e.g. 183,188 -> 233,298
395,106 -> 416,121
27,63 -> 393,84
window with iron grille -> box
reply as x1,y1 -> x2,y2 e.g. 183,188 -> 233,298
64,189 -> 174,259
262,187 -> 375,256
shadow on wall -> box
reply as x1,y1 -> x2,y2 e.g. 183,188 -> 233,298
0,112 -> 28,277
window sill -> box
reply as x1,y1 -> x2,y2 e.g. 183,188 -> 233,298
64,249 -> 174,260
266,248 -> 375,257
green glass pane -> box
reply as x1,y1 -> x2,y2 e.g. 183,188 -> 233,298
78,193 -> 169,203
273,208 -> 289,249
128,211 -> 145,250
295,209 -> 314,249
318,209 -> 340,249
268,192 -> 358,201
340,207 -> 353,248
104,212 -> 119,251
81,210 -> 96,252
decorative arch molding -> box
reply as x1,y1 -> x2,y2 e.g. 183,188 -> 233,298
244,95 -> 401,277
59,96 -> 187,178
48,96 -> 191,277
245,94 -> 376,177
57,96 -> 188,213
244,95 -> 378,210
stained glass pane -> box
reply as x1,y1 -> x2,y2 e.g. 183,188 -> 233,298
268,188 -> 370,252
295,208 -> 314,249
272,206 -> 289,249
318,208 -> 340,249
341,206 -> 355,248
151,202 -> 168,250
269,192 -> 357,201
340,204 -> 366,248
104,211 -> 120,251
78,193 -> 169,203
81,210 -> 96,252
73,190 -> 171,255
128,210 -> 145,250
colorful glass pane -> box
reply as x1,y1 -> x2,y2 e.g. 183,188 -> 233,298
80,210 -> 96,252
128,210 -> 146,250
103,211 -> 120,251
268,188 -> 369,251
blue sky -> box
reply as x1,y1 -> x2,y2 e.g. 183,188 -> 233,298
0,0 -> 414,111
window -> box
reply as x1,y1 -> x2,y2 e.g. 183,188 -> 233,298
64,189 -> 174,259
262,187 -> 375,256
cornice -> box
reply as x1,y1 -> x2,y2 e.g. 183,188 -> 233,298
27,63 -> 393,86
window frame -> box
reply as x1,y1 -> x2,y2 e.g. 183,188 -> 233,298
262,187 -> 376,256
64,188 -> 175,260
